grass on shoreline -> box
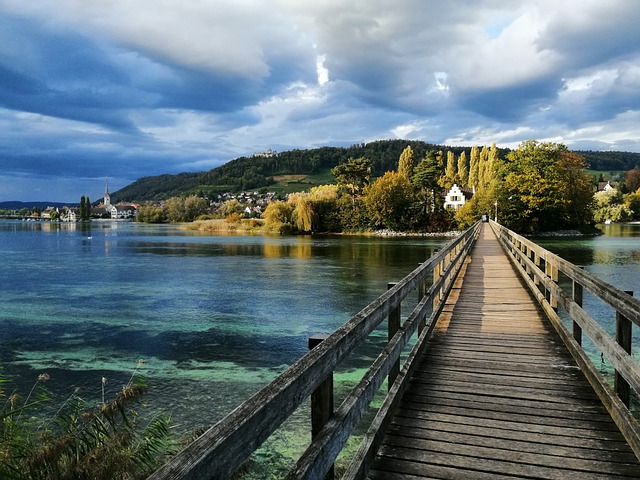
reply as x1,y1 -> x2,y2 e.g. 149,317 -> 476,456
183,218 -> 267,233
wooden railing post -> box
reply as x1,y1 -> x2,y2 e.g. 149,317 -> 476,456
433,261 -> 441,309
308,334 -> 334,480
545,260 -> 558,311
417,266 -> 426,334
572,272 -> 583,346
387,282 -> 400,390
615,291 -> 634,407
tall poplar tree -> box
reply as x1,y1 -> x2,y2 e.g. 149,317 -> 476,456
479,146 -> 490,190
440,151 -> 457,189
457,151 -> 469,187
398,145 -> 415,180
468,146 -> 480,189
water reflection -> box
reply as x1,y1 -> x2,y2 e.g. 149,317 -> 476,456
0,220 -> 448,435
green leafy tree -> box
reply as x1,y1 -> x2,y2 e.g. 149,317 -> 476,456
79,196 -> 91,221
500,141 -> 594,233
364,171 -> 414,230
165,197 -> 186,222
397,145 -> 415,180
412,151 -> 444,214
184,195 -> 209,221
331,157 -> 372,207
137,204 -> 167,223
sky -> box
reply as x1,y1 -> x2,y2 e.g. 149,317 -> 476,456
1,0 -> 640,203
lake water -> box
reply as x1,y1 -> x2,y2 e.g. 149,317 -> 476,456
1,220 -> 638,474
0,221 -> 447,435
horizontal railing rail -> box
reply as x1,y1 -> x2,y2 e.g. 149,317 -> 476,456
490,221 -> 640,460
149,222 -> 481,480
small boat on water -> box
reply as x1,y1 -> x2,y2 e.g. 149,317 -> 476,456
604,219 -> 612,225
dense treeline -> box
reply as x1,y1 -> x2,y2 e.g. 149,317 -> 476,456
134,140 -> 640,233
576,150 -> 640,171
112,141 -> 639,204
262,141 -> 609,234
111,173 -> 201,203
111,140 -> 509,202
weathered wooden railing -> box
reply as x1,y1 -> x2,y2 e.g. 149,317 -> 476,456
490,221 -> 640,459
148,221 -> 481,480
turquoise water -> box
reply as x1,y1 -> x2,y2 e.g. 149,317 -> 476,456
2,220 -> 637,474
0,220 -> 446,437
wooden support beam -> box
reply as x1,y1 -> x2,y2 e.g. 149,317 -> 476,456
615,291 -> 634,407
308,334 -> 335,480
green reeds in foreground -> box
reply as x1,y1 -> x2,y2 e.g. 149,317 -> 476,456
1,362 -> 177,480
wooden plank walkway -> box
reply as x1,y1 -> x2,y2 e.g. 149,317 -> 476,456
368,223 -> 640,479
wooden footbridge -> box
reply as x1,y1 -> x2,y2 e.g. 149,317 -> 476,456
150,222 -> 640,479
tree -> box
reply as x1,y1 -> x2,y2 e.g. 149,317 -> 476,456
331,157 -> 372,207
439,151 -> 457,189
500,141 -> 593,233
136,204 -> 166,223
625,188 -> 640,220
364,171 -> 414,231
262,200 -> 294,233
625,168 -> 640,192
457,151 -> 469,187
165,197 -> 186,222
468,146 -> 480,189
398,145 -> 415,180
412,151 -> 444,214
307,184 -> 340,232
79,196 -> 91,221
288,192 -> 313,232
478,146 -> 490,190
222,199 -> 243,216
184,195 -> 209,221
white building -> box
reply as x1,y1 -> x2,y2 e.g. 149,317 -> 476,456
443,184 -> 475,211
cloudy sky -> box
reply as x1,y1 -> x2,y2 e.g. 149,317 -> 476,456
1,0 -> 640,202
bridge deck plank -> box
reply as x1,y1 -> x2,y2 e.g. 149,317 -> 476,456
369,223 -> 640,479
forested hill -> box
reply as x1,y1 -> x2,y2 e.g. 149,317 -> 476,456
110,140 -> 640,203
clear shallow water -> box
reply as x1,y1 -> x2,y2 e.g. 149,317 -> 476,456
0,220 -> 447,436
2,220 -> 638,474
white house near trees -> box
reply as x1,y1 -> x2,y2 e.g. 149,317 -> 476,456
443,184 -> 475,211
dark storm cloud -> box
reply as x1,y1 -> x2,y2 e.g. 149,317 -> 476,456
1,0 -> 640,202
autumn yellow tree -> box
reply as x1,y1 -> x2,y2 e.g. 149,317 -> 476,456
468,146 -> 480,189
364,171 -> 414,230
457,151 -> 469,187
398,145 -> 415,180
263,200 -> 294,233
288,192 -> 313,232
439,151 -> 457,189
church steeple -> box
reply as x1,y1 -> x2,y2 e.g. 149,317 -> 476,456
104,178 -> 111,206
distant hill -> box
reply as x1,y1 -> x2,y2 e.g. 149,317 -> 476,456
110,140 -> 640,203
576,150 -> 640,171
0,201 -> 72,210
111,140 -> 477,203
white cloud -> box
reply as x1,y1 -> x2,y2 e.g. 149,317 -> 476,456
2,0 -> 640,201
